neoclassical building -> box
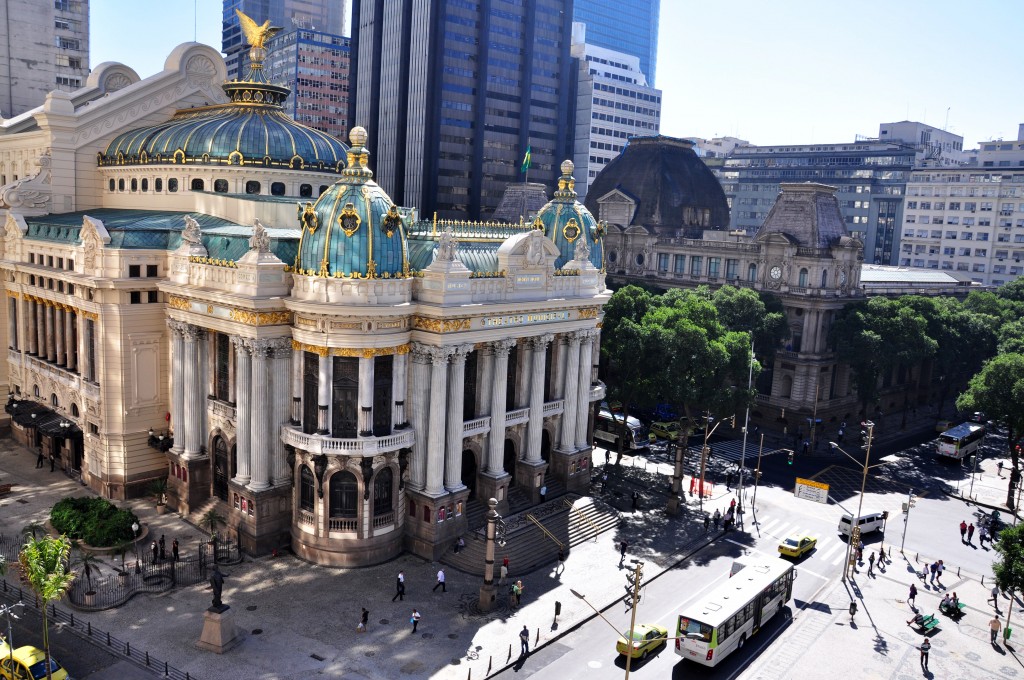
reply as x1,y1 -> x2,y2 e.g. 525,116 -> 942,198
0,30 -> 608,564
589,136 -> 864,423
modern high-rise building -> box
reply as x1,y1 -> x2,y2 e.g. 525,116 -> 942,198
350,0 -> 576,220
571,22 -> 661,200
718,122 -> 964,265
222,0 -> 348,80
573,0 -> 660,86
265,29 -> 351,141
0,0 -> 90,119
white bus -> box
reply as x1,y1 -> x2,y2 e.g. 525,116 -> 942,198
675,558 -> 795,666
937,422 -> 986,460
594,409 -> 649,450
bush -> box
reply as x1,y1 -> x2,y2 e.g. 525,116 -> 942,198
50,497 -> 139,547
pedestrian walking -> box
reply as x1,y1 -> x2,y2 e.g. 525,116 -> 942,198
837,428 -> 844,445
159,534 -> 166,560
433,568 -> 446,592
49,453 -> 55,472
919,638 -> 930,670
729,498 -> 737,512
499,563 -> 509,585
600,472 -> 608,492
908,582 -> 918,607
703,514 -> 710,533
713,508 -> 721,528
619,540 -> 628,564
503,555 -> 510,572
508,583 -> 518,609
968,522 -> 976,544
980,525 -> 989,547
960,520 -> 968,543
929,561 -> 938,584
726,471 -> 733,491
989,585 -> 1001,612
556,547 -> 565,573
936,559 -> 945,586
604,450 -> 610,466
998,460 -> 1005,477
802,440 -> 810,456
411,609 -> 421,633
357,607 -> 369,632
151,540 -> 158,564
172,538 -> 179,561
868,552 -> 875,577
519,625 -> 530,656
393,571 -> 405,601
991,615 -> 1003,644
35,449 -> 44,469
515,580 -> 524,606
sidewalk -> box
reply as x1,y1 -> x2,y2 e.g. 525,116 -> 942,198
0,437 -> 732,680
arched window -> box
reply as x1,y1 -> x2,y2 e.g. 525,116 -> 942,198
130,178 -> 138,192
33,384 -> 40,397
155,178 -> 163,192
798,268 -> 809,287
245,181 -> 261,195
141,179 -> 149,192
70,403 -> 79,417
821,269 -> 828,288
214,179 -> 229,193
50,393 -> 59,407
108,179 -> 115,191
373,467 -> 394,516
168,178 -> 179,192
190,178 -> 205,191
271,182 -> 286,196
300,466 -> 315,512
299,184 -> 313,198
329,471 -> 358,518
319,185 -> 329,194
118,178 -> 125,191
747,263 -> 757,282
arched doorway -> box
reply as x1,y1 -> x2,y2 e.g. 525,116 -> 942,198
213,437 -> 229,501
461,450 -> 477,500
541,430 -> 551,462
503,439 -> 517,485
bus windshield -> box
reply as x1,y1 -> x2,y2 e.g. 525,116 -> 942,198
678,617 -> 712,642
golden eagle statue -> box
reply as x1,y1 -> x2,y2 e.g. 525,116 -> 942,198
235,9 -> 282,49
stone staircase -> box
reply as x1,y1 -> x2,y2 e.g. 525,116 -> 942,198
464,472 -> 567,530
183,496 -> 229,535
441,493 -> 620,577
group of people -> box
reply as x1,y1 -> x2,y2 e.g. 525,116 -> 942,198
148,534 -> 180,563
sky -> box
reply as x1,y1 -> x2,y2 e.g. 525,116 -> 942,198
90,0 -> 1024,150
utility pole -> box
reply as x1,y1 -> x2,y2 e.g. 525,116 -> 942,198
624,559 -> 645,680
901,488 -> 916,552
667,426 -> 691,516
697,414 -> 721,512
751,433 -> 765,513
737,342 -> 754,528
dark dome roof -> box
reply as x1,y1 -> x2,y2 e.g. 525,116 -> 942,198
584,135 -> 730,235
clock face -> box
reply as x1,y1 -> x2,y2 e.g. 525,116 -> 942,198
770,266 -> 782,280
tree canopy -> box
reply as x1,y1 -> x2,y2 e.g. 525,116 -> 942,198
19,534 -> 75,680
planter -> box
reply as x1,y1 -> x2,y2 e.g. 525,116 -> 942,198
155,503 -> 167,515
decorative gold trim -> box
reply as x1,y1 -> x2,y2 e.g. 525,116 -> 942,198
413,317 -> 471,333
5,290 -> 18,298
338,202 -> 361,238
332,344 -> 410,358
562,217 -> 580,243
292,340 -> 329,357
230,309 -> 291,326
168,296 -> 191,311
82,311 -> 99,321
577,308 -> 600,320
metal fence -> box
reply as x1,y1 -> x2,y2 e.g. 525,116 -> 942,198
66,547 -> 209,611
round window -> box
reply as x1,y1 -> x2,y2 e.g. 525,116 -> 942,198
635,253 -> 645,266
608,250 -> 618,263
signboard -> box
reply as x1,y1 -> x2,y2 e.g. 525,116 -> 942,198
794,477 -> 829,504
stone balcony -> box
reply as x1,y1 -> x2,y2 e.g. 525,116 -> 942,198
280,425 -> 416,457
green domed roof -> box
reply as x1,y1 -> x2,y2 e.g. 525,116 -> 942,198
294,127 -> 409,278
533,160 -> 605,271
98,38 -> 347,173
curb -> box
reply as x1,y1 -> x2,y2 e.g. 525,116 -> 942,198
945,489 -> 1022,521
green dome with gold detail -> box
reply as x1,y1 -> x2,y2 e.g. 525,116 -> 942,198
533,160 -> 605,271
294,127 -> 409,278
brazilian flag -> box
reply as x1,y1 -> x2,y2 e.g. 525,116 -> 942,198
520,146 -> 531,174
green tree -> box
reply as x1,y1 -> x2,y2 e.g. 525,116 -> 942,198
201,509 -> 227,538
710,285 -> 789,360
998,319 -> 1024,356
992,522 -> 1024,640
19,535 -> 75,680
957,353 -> 1024,508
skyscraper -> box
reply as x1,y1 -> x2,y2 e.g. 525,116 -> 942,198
222,0 -> 348,81
265,29 -> 351,141
0,0 -> 89,118
350,0 -> 576,220
573,0 -> 660,86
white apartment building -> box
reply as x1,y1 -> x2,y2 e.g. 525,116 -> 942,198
899,124 -> 1024,286
571,22 -> 661,200
689,136 -> 749,159
0,0 -> 90,119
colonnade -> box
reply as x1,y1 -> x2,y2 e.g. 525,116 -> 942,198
13,296 -> 95,381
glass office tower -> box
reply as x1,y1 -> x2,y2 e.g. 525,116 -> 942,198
350,0 -> 575,220
573,0 -> 660,86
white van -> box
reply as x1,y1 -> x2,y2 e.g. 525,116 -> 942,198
838,511 -> 887,537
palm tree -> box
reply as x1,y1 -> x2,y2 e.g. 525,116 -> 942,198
70,541 -> 106,594
112,540 -> 131,574
21,521 -> 47,539
200,509 -> 226,539
19,535 -> 75,680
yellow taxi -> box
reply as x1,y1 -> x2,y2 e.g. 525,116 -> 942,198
615,623 -> 668,660
0,636 -> 70,680
650,421 -> 683,440
778,534 -> 817,559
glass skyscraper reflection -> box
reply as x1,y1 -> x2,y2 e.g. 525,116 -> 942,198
350,0 -> 575,220
573,0 -> 660,86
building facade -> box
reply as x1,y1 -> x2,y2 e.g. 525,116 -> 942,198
573,0 -> 660,86
265,28 -> 351,141
718,122 -> 963,266
349,0 -> 576,220
0,0 -> 90,119
899,124 -> 1024,286
0,29 -> 609,566
571,22 -> 661,200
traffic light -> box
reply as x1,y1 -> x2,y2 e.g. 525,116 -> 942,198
730,415 -> 736,429
787,450 -> 795,465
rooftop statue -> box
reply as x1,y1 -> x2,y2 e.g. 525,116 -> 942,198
235,9 -> 282,50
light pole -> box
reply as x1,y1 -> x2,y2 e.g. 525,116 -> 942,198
666,425 -> 691,516
737,342 -> 755,527
1,601 -> 24,672
751,433 -> 765,513
697,414 -> 722,512
830,421 -> 878,582
571,557 -> 645,680
478,498 -> 506,612
131,521 -> 140,573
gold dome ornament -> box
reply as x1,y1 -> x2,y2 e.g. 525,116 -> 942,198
562,217 -> 580,243
297,202 -> 319,233
349,126 -> 368,147
338,203 -> 361,237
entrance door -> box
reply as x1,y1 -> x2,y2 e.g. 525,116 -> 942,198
71,436 -> 83,472
213,437 -> 229,501
461,450 -> 477,500
503,439 -> 517,485
541,430 -> 551,462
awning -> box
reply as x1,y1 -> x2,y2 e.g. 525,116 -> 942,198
10,401 -> 47,426
8,400 -> 82,436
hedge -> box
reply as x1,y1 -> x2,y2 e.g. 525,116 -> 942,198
50,496 -> 139,547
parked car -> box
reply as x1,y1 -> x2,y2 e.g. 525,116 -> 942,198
969,411 -> 988,423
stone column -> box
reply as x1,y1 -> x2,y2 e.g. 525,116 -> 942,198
317,353 -> 331,434
525,335 -> 553,463
181,325 -> 206,459
392,349 -> 408,429
425,346 -> 452,496
167,320 -> 186,453
232,336 -> 252,485
477,345 -> 495,420
248,339 -> 271,491
575,331 -> 595,449
291,344 -> 302,425
408,344 -> 431,490
55,307 -> 66,366
560,332 -> 583,451
553,335 -> 568,400
45,304 -> 55,362
445,345 -> 473,491
27,301 -> 37,355
80,316 -> 91,382
358,355 -> 374,436
590,331 -> 601,385
269,339 -> 293,485
6,297 -> 16,351
36,302 -> 45,358
65,310 -> 76,371
486,339 -> 516,475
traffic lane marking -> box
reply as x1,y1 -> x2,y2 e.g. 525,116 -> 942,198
724,537 -> 832,583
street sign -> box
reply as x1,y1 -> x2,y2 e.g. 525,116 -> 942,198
794,477 -> 829,504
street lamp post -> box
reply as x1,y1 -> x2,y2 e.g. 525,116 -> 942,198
571,557 -> 645,680
666,427 -> 691,516
737,343 -> 755,527
1,601 -> 24,672
697,414 -> 722,512
751,433 -> 765,513
478,498 -> 505,612
131,521 -> 140,574
830,421 -> 877,582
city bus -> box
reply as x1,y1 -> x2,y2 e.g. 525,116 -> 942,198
675,558 -> 795,666
937,422 -> 986,460
594,409 -> 649,451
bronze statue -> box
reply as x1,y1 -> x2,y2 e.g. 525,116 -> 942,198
210,566 -> 225,607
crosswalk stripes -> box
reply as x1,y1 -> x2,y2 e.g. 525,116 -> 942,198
753,516 -> 852,566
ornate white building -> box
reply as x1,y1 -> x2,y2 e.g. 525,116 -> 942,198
0,32 -> 609,564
